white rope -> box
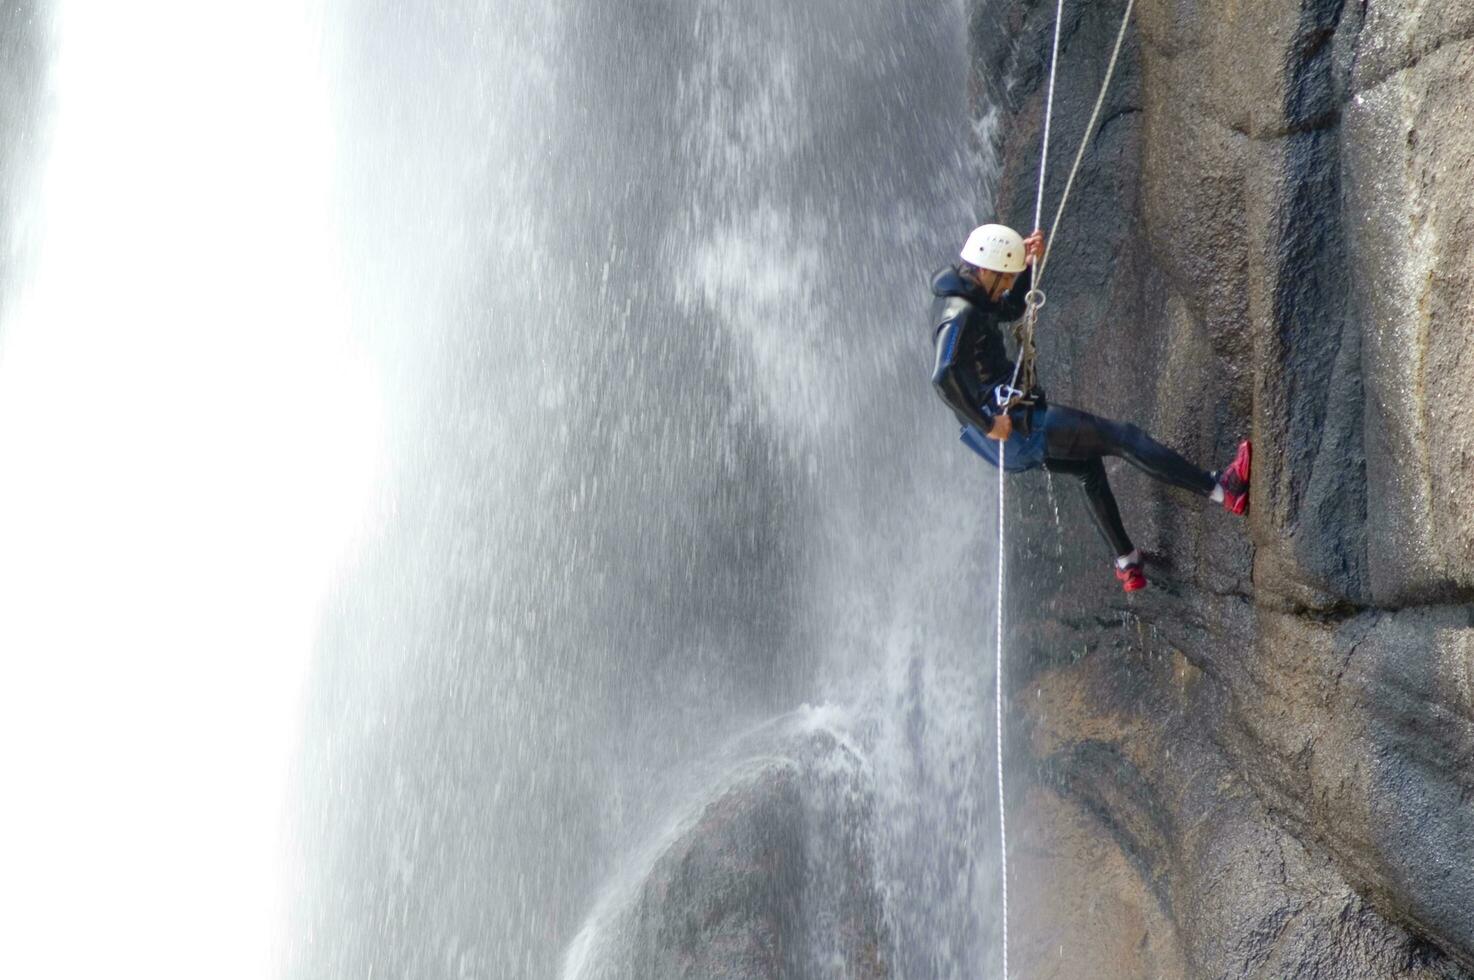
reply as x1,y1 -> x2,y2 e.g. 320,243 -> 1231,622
1032,0 -> 1066,235
1006,0 -> 1136,395
995,4 -> 1063,968
1035,0 -> 1137,288
994,441 -> 1010,980
992,4 -> 1135,978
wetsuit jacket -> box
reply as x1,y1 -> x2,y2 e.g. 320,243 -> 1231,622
928,263 -> 1036,433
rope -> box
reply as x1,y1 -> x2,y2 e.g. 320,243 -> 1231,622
1033,0 -> 1066,234
994,441 -> 1010,980
1035,0 -> 1137,288
1010,0 -> 1067,402
992,4 -> 1135,978
1008,0 -> 1136,399
995,3 -> 1065,971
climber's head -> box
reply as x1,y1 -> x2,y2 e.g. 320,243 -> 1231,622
960,223 -> 1027,301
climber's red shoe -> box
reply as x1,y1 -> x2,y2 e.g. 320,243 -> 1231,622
1115,560 -> 1147,593
1217,440 -> 1252,516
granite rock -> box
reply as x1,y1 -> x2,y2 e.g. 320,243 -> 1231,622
983,0 -> 1474,974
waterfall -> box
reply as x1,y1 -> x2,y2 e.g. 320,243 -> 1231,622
0,0 -> 1015,977
0,3 -> 378,978
288,0 -> 1014,976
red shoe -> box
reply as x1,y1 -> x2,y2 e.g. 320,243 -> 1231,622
1217,440 -> 1252,516
1115,560 -> 1147,592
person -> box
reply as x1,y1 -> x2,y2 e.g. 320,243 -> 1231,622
929,223 -> 1251,592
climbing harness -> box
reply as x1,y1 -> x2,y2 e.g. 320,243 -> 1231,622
993,1 -> 1137,977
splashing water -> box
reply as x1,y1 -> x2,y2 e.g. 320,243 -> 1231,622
0,0 -> 1023,977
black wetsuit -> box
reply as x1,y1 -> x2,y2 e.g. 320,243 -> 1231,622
929,263 -> 1216,558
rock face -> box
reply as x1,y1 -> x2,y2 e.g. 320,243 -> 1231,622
617,764 -> 809,979
571,732 -> 888,980
979,0 -> 1474,976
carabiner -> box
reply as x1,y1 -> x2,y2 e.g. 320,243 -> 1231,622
993,384 -> 1025,408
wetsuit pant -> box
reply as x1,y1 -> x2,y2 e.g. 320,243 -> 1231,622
1037,405 -> 1216,558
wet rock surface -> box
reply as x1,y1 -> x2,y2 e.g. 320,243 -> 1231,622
617,764 -> 808,979
579,732 -> 888,980
983,0 -> 1474,975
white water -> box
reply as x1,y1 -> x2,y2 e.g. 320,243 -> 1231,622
0,1 -> 1017,977
0,5 -> 379,978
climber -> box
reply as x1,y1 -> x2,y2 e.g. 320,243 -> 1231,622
930,223 -> 1251,592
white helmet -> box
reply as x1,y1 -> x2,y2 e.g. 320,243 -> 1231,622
960,223 -> 1027,274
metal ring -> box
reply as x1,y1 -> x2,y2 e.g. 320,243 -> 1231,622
1024,288 -> 1047,310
